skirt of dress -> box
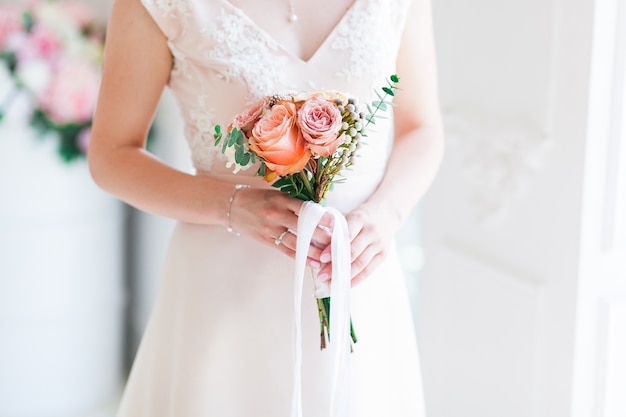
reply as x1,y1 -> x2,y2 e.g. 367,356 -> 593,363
116,222 -> 425,417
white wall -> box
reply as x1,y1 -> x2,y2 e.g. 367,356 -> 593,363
421,0 -> 626,416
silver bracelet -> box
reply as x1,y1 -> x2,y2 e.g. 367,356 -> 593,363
226,184 -> 250,236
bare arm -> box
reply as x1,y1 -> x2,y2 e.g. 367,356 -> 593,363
88,0 -> 238,225
364,0 -> 444,224
88,0 -> 325,260
319,0 -> 445,284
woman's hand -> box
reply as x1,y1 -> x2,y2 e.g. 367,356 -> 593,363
229,188 -> 333,268
316,203 -> 400,287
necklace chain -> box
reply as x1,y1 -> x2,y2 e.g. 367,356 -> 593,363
288,0 -> 298,22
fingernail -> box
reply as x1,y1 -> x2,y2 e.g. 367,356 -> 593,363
309,260 -> 321,268
318,273 -> 329,282
320,253 -> 331,263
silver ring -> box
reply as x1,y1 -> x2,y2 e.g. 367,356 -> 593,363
274,230 -> 289,246
318,224 -> 331,233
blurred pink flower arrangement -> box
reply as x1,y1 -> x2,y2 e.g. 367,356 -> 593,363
0,0 -> 104,162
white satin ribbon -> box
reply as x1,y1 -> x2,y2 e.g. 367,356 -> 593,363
291,201 -> 352,417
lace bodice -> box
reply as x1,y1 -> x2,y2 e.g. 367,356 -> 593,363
141,0 -> 411,198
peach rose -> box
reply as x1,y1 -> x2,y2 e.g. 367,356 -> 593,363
249,101 -> 311,176
234,97 -> 269,132
297,96 -> 343,157
0,6 -> 21,47
30,25 -> 62,59
38,58 -> 100,124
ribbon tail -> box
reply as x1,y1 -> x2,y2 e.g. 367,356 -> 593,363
327,208 -> 352,417
291,203 -> 352,417
291,201 -> 326,417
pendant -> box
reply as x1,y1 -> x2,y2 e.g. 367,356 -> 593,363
288,13 -> 298,23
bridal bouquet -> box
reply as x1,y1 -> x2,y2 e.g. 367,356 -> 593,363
214,75 -> 400,349
0,0 -> 104,162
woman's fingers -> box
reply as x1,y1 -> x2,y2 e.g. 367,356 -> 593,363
316,205 -> 393,285
350,240 -> 385,279
232,189 -> 384,275
275,229 -> 325,267
351,253 -> 385,287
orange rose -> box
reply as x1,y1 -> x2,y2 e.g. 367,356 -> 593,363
249,101 -> 311,176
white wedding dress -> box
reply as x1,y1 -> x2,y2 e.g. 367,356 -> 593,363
117,0 -> 425,416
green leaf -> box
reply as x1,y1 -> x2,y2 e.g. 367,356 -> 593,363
214,126 -> 223,144
22,11 -> 34,32
373,101 -> 388,111
240,152 -> 250,166
235,143 -> 244,162
382,87 -> 395,96
273,177 -> 292,188
257,162 -> 266,176
0,51 -> 18,73
390,74 -> 400,83
228,128 -> 241,147
221,133 -> 229,153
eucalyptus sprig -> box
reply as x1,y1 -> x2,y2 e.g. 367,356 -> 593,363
214,74 -> 402,206
365,74 -> 400,126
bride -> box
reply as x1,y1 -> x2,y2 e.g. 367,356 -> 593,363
88,0 -> 444,415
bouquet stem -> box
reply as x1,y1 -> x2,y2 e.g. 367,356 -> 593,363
317,297 -> 358,351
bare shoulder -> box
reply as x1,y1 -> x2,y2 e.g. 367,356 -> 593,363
89,0 -> 172,152
106,0 -> 170,55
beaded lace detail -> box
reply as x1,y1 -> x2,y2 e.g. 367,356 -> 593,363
186,92 -> 223,171
331,0 -> 403,81
154,0 -> 191,20
202,8 -> 288,102
167,41 -> 192,79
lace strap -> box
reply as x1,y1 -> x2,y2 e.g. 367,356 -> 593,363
139,0 -> 189,42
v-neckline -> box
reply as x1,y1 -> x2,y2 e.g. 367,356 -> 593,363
222,0 -> 358,64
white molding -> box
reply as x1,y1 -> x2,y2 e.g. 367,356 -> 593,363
593,299 -> 626,417
419,242 -> 543,417
443,108 -> 554,223
601,0 -> 626,254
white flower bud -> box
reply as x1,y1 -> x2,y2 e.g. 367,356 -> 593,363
16,59 -> 52,96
